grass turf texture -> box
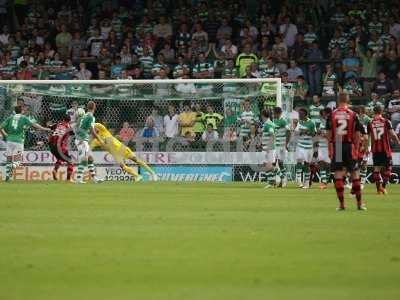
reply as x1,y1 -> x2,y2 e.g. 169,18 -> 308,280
0,182 -> 399,300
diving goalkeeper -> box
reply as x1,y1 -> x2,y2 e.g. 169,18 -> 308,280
90,123 -> 158,182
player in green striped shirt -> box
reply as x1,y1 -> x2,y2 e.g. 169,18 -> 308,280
309,95 -> 325,128
294,108 -> 316,189
0,106 -> 51,181
74,101 -> 104,184
261,110 -> 276,188
355,105 -> 372,186
316,108 -> 331,188
273,107 -> 291,187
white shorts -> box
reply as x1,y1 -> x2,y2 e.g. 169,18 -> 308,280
361,152 -> 370,163
6,141 -> 24,157
263,150 -> 276,164
274,146 -> 287,161
296,147 -> 313,163
318,147 -> 331,163
75,139 -> 93,161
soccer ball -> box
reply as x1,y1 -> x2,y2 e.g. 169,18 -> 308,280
76,107 -> 85,118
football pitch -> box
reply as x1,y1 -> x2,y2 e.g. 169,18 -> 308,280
0,182 -> 399,300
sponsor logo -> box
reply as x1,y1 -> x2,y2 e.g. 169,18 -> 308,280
1,151 -> 400,166
234,166 -> 400,184
0,166 -> 137,181
102,166 -> 138,181
142,166 -> 232,182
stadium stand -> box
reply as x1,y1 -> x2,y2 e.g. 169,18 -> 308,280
0,0 -> 400,151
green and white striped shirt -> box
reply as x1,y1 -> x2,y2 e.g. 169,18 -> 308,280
139,55 -> 154,78
367,39 -> 384,53
9,45 -> 21,59
260,66 -> 279,78
296,118 -> 316,150
318,120 -> 329,148
262,119 -> 275,151
304,32 -> 318,44
328,37 -> 347,51
152,63 -> 168,74
273,117 -> 290,148
193,62 -> 214,75
309,104 -> 324,127
173,64 -> 189,78
136,23 -> 154,35
368,22 -> 383,34
379,34 -> 391,47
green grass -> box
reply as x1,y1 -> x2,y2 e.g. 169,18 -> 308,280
0,182 -> 400,300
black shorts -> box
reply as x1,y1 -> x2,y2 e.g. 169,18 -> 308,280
49,143 -> 71,163
331,143 -> 359,172
372,152 -> 392,167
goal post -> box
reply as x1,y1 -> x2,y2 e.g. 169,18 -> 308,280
0,78 -> 297,182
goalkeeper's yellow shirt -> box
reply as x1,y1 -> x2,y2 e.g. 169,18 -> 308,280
90,123 -> 135,162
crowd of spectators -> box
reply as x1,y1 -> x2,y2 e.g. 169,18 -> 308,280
1,0 -> 400,149
112,102 -> 227,151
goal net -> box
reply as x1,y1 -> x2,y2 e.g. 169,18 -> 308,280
0,79 -> 296,182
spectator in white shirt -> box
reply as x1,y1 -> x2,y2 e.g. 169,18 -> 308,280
279,16 -> 298,47
74,62 -> 92,80
242,19 -> 259,41
389,17 -> 400,40
0,25 -> 9,45
221,39 -> 238,59
32,28 -> 44,46
100,19 -> 112,39
153,16 -> 173,40
164,105 -> 179,138
202,123 -> 219,142
192,22 -> 209,52
175,74 -> 196,94
154,68 -> 170,96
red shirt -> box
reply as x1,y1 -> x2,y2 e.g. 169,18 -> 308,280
49,121 -> 71,150
326,106 -> 364,160
326,106 -> 363,144
368,115 -> 393,157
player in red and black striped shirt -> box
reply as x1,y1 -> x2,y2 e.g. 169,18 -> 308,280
367,105 -> 400,194
326,93 -> 366,211
48,115 -> 74,181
